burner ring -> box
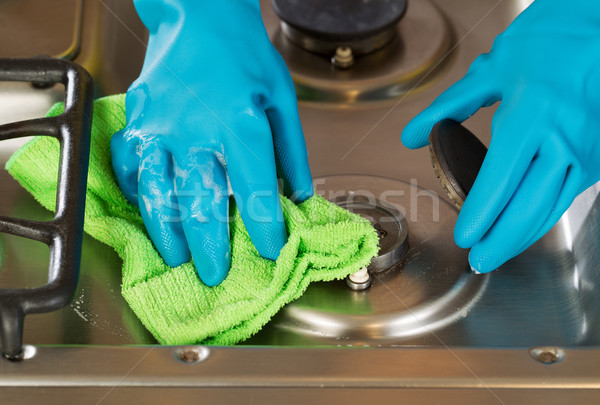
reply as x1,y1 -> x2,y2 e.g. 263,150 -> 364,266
333,195 -> 409,273
271,0 -> 453,103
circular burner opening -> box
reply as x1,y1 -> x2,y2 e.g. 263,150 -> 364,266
333,195 -> 408,273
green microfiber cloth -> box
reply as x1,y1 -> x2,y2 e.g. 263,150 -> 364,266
6,94 -> 379,345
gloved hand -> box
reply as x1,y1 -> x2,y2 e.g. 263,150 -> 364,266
402,0 -> 600,273
111,0 -> 313,286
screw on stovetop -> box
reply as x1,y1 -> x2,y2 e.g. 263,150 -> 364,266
530,347 -> 565,364
332,46 -> 354,69
174,346 -> 210,364
346,267 -> 372,291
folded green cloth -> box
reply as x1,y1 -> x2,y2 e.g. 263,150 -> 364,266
6,94 -> 379,345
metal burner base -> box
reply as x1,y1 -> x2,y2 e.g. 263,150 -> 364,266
246,175 -> 489,345
271,0 -> 453,103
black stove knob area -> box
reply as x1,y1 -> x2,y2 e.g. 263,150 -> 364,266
272,0 -> 408,56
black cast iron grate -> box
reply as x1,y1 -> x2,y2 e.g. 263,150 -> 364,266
0,58 -> 93,360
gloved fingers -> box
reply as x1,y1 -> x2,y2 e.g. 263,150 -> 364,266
226,117 -> 287,261
131,0 -> 166,35
173,150 -> 231,287
402,60 -> 498,149
467,148 -> 569,272
517,164 -> 585,255
111,128 -> 142,206
265,98 -> 314,203
137,143 -> 191,267
454,100 -> 540,249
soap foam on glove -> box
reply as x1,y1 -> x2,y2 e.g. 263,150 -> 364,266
6,94 -> 380,345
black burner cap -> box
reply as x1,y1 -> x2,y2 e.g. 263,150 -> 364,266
272,0 -> 408,42
429,119 -> 488,208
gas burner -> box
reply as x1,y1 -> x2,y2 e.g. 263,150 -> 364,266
333,195 -> 409,274
271,0 -> 453,103
256,175 -> 489,345
273,0 -> 407,56
334,194 -> 409,291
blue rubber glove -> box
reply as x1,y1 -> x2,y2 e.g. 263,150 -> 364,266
402,0 -> 600,273
111,0 -> 313,286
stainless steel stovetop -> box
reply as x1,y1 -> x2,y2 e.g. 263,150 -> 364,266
1,0 -> 600,403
